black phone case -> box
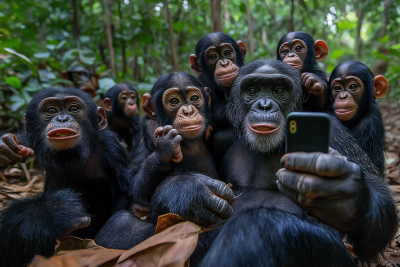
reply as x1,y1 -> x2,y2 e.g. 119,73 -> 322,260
285,112 -> 331,153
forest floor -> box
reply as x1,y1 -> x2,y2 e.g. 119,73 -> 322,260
1,101 -> 400,266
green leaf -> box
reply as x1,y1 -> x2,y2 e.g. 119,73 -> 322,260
11,101 -> 24,111
96,65 -> 106,74
33,52 -> 50,59
98,78 -> 116,93
378,35 -> 390,45
172,21 -> 184,32
239,2 -> 246,13
3,48 -> 39,77
56,40 -> 66,49
79,36 -> 90,43
6,76 -> 22,89
330,50 -> 345,59
46,44 -> 56,50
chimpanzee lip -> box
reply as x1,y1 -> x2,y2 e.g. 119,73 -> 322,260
217,71 -> 239,81
248,124 -> 280,134
287,63 -> 302,69
335,108 -> 357,115
47,128 -> 80,140
179,125 -> 203,132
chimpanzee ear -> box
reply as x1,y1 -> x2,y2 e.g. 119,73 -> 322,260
190,54 -> 202,75
91,74 -> 100,88
205,87 -> 212,105
314,40 -> 329,62
236,41 -> 247,59
97,107 -> 108,130
142,93 -> 156,119
102,98 -> 113,112
61,71 -> 68,79
373,75 -> 389,99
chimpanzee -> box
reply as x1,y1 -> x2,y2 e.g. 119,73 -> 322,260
329,61 -> 388,175
94,73 -> 234,260
276,31 -> 330,112
102,83 -> 141,160
0,88 -> 131,267
62,66 -> 99,97
190,32 -> 247,130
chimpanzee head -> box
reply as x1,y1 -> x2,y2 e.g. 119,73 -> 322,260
190,32 -> 247,88
329,61 -> 388,125
141,72 -> 212,140
276,31 -> 328,73
24,87 -> 108,169
103,83 -> 139,119
227,60 -> 302,153
62,66 -> 99,97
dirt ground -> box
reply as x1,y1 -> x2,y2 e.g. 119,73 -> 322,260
1,101 -> 400,265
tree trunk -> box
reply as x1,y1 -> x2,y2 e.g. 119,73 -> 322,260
373,0 -> 392,76
289,0 -> 295,32
105,0 -> 116,76
245,0 -> 254,56
223,0 -> 230,26
72,0 -> 80,41
355,1 -> 365,60
210,0 -> 223,32
164,0 -> 179,71
118,0 -> 127,75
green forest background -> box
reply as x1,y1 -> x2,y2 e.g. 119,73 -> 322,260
0,0 -> 399,131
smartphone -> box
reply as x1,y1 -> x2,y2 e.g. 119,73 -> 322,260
285,112 -> 331,153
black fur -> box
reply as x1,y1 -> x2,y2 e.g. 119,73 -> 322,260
103,83 -> 141,159
200,207 -> 356,267
276,31 -> 331,111
0,87 -> 131,266
329,61 -> 386,175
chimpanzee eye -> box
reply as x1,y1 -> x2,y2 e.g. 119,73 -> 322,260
190,95 -> 200,102
210,54 -> 218,60
170,98 -> 180,105
247,87 -> 258,95
122,96 -> 128,101
45,107 -> 58,114
224,50 -> 231,56
274,87 -> 285,95
69,105 -> 80,112
295,46 -> 302,51
333,86 -> 342,91
282,49 -> 289,54
349,84 -> 358,90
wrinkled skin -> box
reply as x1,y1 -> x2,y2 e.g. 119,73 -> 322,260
277,152 -> 367,232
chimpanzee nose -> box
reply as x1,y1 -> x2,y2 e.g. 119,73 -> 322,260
288,52 -> 295,57
128,99 -> 134,105
182,105 -> 195,117
55,115 -> 70,122
220,59 -> 229,67
339,92 -> 350,100
258,99 -> 272,110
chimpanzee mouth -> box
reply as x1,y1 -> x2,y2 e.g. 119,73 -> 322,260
47,128 -> 80,139
248,124 -> 280,134
217,71 -> 239,81
179,125 -> 203,132
335,108 -> 357,115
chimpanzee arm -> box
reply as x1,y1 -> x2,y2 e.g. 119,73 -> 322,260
302,71 -> 331,112
0,189 -> 90,267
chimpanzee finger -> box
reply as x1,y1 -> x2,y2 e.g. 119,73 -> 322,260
276,180 -> 313,206
154,127 -> 164,138
162,125 -> 173,136
276,169 -> 359,199
0,154 -> 15,167
201,177 -> 235,204
186,207 -> 219,227
166,128 -> 179,139
281,152 -> 354,178
303,76 -> 316,89
203,194 -> 233,220
2,134 -> 21,153
0,144 -> 22,163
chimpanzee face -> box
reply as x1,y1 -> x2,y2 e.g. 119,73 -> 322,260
228,61 -> 302,153
278,39 -> 308,70
118,91 -> 138,117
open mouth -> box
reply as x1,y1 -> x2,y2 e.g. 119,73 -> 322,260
248,124 -> 280,134
179,125 -> 203,132
217,71 -> 239,81
47,128 -> 80,139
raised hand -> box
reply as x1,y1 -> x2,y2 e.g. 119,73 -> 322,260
154,125 -> 183,163
301,72 -> 326,95
0,133 -> 34,167
276,152 -> 368,232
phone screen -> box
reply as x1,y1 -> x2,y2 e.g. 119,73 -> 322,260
285,112 -> 331,154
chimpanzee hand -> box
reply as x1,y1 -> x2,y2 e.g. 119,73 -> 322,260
0,133 -> 34,167
301,73 -> 325,95
151,174 -> 235,227
276,152 -> 369,232
55,216 -> 91,250
154,125 -> 183,163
